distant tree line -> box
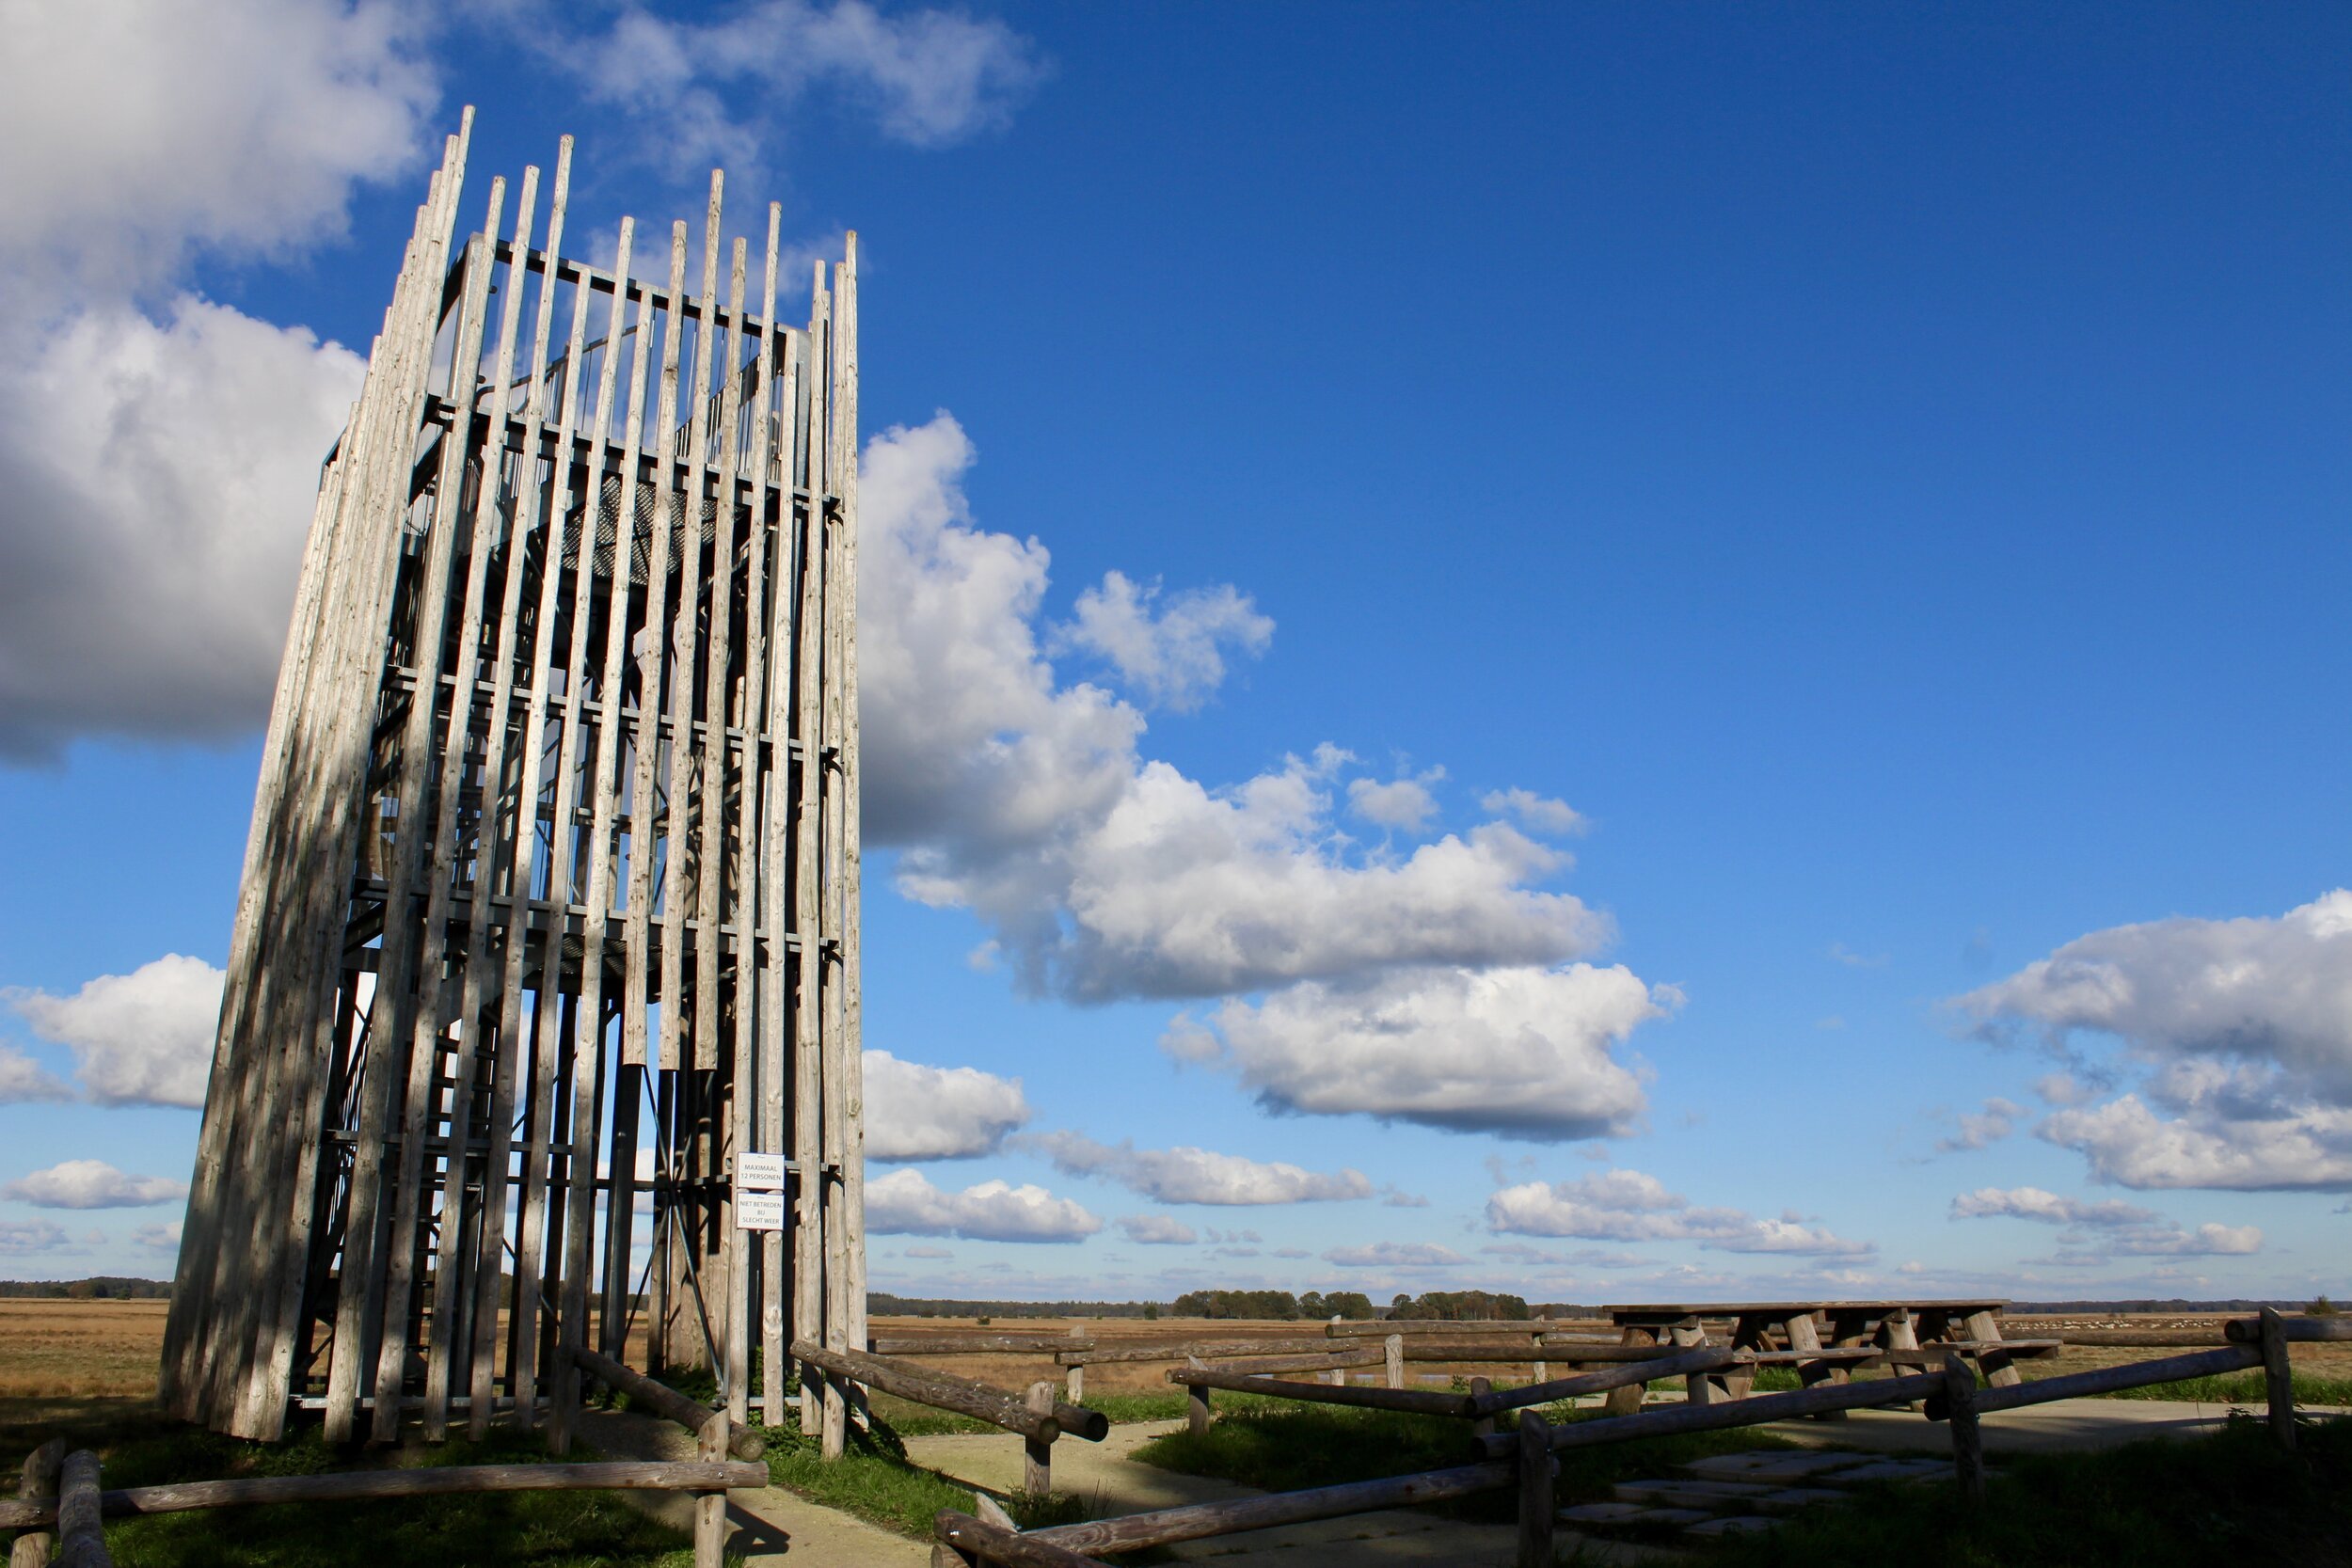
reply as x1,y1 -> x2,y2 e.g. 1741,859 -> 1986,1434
1387,1290 -> 1532,1321
0,1277 -> 172,1299
1168,1290 -> 1379,1320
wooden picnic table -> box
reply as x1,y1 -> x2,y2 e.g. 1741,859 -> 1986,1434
1600,1300 -> 2050,1414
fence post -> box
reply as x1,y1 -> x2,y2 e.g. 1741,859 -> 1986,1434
1024,1381 -> 1057,1497
54,1450 -> 107,1568
10,1438 -> 65,1568
1385,1334 -> 1405,1390
1942,1354 -> 1985,1504
1186,1356 -> 1212,1435
2259,1307 -> 2296,1451
1064,1360 -> 1085,1405
1469,1376 -> 1496,1441
694,1410 -> 729,1568
1515,1409 -> 1554,1568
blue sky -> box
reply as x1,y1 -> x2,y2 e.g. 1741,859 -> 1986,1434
1,0 -> 2347,1305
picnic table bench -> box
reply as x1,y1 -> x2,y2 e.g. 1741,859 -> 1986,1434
1601,1300 -> 2058,1413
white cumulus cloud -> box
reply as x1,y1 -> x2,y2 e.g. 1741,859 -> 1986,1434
2,1160 -> 188,1210
1347,770 -> 1441,832
1323,1241 -> 1466,1268
861,1051 -> 1030,1161
1479,788 -> 1585,837
1948,1187 -> 2155,1227
6,954 -> 223,1107
1948,1184 -> 2262,1260
1057,570 -> 1273,712
1173,963 -> 1665,1140
861,416 -> 1620,1006
1116,1214 -> 1198,1245
1029,1132 -> 1370,1205
865,1167 -> 1100,1243
1486,1168 -> 1874,1258
1955,894 -> 2352,1191
0,1221 -> 71,1256
0,1045 -> 72,1105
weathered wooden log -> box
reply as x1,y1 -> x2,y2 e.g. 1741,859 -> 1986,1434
693,1411 -> 728,1568
1878,1339 -> 2062,1363
1403,1340 -> 1686,1363
54,1451 -> 106,1568
564,1344 -> 766,1461
1200,1347 -> 1383,1376
0,1461 -> 769,1530
2227,1314 -> 2352,1344
873,1335 -> 1094,1356
1515,1411 -> 1553,1568
1943,1354 -> 1985,1503
1385,1335 -> 1405,1389
2034,1328 -> 2228,1347
1168,1366 -> 1478,1418
1025,1461 -> 1515,1555
11,1438 -> 65,1568
1479,1370 -> 1947,1458
1469,1346 -> 1737,1418
793,1338 -> 1082,1444
1022,1382 -> 1056,1497
1327,1320 -> 1587,1337
1057,1338 -> 1323,1366
1927,1344 -> 2264,1419
933,1510 -> 1104,1568
2261,1308 -> 2296,1450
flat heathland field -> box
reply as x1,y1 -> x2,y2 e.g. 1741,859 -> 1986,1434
6,1304 -> 2347,1448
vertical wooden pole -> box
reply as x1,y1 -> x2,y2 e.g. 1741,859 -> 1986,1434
2260,1307 -> 2296,1450
1469,1376 -> 1495,1442
1186,1356 -> 1212,1435
1023,1381 -> 1056,1497
1515,1410 -> 1554,1568
1064,1362 -> 1085,1405
10,1438 -> 64,1568
695,1409 -> 729,1568
1384,1334 -> 1405,1390
1943,1353 -> 1985,1503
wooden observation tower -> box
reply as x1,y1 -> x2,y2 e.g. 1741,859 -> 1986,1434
160,114 -> 868,1450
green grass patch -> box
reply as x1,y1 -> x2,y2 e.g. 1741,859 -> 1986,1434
5,1424 -> 697,1568
1705,1412 -> 2352,1567
759,1413 -> 1102,1540
1133,1400 -> 1793,1524
2075,1370 -> 2352,1408
866,1386 -> 1297,1436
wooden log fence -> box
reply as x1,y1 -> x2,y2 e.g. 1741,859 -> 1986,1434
55,1451 -> 105,1568
0,1451 -> 763,1568
563,1344 -> 766,1461
10,1440 -> 64,1568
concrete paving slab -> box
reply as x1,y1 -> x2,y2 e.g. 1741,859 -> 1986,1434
1685,1516 -> 1777,1538
1680,1449 -> 1874,1480
1760,1398 -> 2347,1456
1613,1478 -> 1769,1507
1754,1486 -> 1852,1512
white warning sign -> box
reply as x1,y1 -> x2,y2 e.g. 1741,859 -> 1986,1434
738,1152 -> 789,1190
736,1189 -> 787,1231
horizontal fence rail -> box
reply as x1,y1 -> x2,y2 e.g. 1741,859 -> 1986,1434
940,1310 -> 2342,1568
0,1461 -> 767,1531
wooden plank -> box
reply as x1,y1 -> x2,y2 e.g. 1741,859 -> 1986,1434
833,231 -> 870,1449
1199,1348 -> 1383,1376
789,271 -> 830,1439
0,1463 -> 765,1529
1056,1338 -> 1313,1366
1031,1462 -> 1515,1556
881,1334 -> 1096,1355
335,159 -> 535,1446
